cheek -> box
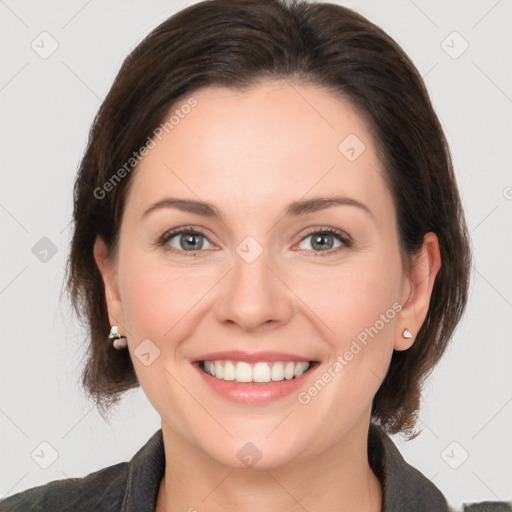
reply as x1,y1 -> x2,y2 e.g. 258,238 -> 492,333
118,252 -> 211,341
116,256 -> 213,420
302,256 -> 403,342
287,262 -> 402,439
295,255 -> 403,402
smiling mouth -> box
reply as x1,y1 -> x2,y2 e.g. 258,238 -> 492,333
198,360 -> 318,384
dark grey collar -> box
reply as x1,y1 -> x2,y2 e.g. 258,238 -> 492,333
121,423 -> 448,512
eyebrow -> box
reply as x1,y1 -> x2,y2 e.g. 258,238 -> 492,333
142,195 -> 373,220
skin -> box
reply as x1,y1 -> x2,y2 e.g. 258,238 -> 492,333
94,80 -> 441,512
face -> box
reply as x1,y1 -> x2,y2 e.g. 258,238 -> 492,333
96,80 -> 424,470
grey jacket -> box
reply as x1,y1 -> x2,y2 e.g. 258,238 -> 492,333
1,423 -> 510,511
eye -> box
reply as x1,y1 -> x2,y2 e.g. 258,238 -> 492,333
157,226 -> 352,257
158,227 -> 215,256
296,227 -> 351,256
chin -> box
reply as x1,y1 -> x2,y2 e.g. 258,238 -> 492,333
197,430 -> 307,471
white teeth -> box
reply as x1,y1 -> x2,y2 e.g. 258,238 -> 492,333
223,361 -> 236,381
271,362 -> 284,381
236,362 -> 252,382
204,361 -> 215,376
253,362 -> 271,383
202,360 -> 311,383
214,361 -> 224,379
294,362 -> 310,377
284,361 -> 295,380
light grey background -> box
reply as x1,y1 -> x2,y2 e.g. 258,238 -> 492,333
1,0 -> 511,509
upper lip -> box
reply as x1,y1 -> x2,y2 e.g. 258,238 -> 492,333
192,350 -> 317,363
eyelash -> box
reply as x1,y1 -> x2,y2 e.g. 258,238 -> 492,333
156,225 -> 352,257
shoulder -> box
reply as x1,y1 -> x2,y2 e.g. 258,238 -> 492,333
368,424 -> 511,512
0,460 -> 129,512
368,423 -> 448,511
0,429 -> 165,512
457,503 -> 512,512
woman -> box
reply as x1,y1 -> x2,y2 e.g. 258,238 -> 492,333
1,0 -> 508,511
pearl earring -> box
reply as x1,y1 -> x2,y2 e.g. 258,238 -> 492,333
402,328 -> 413,339
108,325 -> 128,350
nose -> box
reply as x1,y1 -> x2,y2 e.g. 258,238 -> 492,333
214,241 -> 294,333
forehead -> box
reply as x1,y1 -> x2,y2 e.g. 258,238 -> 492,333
125,80 -> 392,221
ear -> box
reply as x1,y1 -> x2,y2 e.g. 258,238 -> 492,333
93,236 -> 126,333
395,232 -> 441,351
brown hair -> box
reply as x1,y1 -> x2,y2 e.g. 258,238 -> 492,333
64,0 -> 471,436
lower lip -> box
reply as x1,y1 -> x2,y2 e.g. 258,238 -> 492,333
193,362 -> 318,405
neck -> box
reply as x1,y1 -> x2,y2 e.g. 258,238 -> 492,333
156,420 -> 382,512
